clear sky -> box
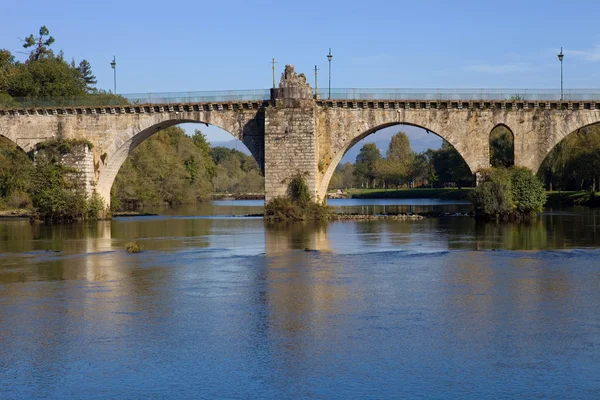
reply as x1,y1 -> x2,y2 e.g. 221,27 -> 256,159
3,0 -> 600,148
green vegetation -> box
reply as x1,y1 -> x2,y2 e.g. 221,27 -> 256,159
111,127 -> 216,208
330,131 -> 473,191
111,127 -> 264,209
471,167 -> 546,220
489,125 -> 514,168
349,188 -> 471,200
210,147 -> 264,195
265,174 -> 330,221
1,26 -> 124,107
126,241 -> 142,253
0,139 -> 104,222
538,124 -> 600,192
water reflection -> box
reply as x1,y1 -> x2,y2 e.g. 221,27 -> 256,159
2,202 -> 600,398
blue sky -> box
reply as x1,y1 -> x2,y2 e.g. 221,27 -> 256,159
3,0 -> 600,151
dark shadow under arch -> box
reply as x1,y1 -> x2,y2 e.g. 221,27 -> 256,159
489,124 -> 514,168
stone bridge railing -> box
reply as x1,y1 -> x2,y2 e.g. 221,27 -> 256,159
3,88 -> 600,109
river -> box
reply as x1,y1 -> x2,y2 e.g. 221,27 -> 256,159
1,199 -> 599,399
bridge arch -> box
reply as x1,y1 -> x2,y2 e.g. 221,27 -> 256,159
489,124 -> 515,168
317,121 -> 474,199
96,111 -> 264,208
537,121 -> 600,190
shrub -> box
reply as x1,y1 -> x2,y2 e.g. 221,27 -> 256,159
511,167 -> 546,215
471,167 -> 546,220
126,241 -> 142,253
471,168 -> 514,218
265,173 -> 331,221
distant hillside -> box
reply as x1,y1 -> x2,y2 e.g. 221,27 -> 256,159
209,139 -> 251,155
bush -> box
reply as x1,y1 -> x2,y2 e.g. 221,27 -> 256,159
126,241 -> 142,253
30,158 -> 104,223
511,167 -> 546,215
472,167 -> 546,220
265,173 -> 331,221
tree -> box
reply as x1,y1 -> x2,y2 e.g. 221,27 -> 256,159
354,143 -> 382,188
23,26 -> 55,61
387,130 -> 412,161
77,60 -> 97,93
432,141 -> 473,188
490,125 -> 515,167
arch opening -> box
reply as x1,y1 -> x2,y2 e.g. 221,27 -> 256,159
0,134 -> 34,209
489,124 -> 515,168
103,118 -> 264,211
322,123 -> 474,198
537,122 -> 600,192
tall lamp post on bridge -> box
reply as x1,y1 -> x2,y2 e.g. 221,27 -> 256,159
110,56 -> 117,94
557,48 -> 564,101
327,48 -> 333,100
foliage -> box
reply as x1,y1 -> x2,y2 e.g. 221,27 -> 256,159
538,124 -> 600,191
112,127 -> 216,208
287,173 -> 312,205
126,241 -> 142,253
328,162 -> 356,190
29,154 -> 103,223
431,141 -> 473,188
354,143 -> 382,188
0,145 -> 34,202
1,26 -> 124,105
23,26 -> 55,61
471,167 -> 546,220
331,137 -> 472,191
490,125 -> 514,167
265,173 -> 330,221
210,146 -> 264,194
511,167 -> 547,214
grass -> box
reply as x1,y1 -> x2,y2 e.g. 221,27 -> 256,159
545,190 -> 600,207
345,187 -> 473,200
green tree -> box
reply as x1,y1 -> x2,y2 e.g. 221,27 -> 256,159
432,141 -> 473,187
354,143 -> 382,188
490,125 -> 515,168
77,60 -> 97,93
472,167 -> 545,220
23,26 -> 55,61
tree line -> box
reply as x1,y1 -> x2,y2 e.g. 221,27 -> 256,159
0,26 -> 121,106
538,124 -> 600,192
328,131 -> 474,190
111,126 -> 264,209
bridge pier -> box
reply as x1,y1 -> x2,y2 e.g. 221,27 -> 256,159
264,65 -> 320,202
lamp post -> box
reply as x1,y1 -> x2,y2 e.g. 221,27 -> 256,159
327,48 -> 332,100
110,56 -> 117,94
557,48 -> 564,101
314,65 -> 319,98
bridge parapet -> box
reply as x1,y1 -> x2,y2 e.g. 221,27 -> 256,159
315,99 -> 600,111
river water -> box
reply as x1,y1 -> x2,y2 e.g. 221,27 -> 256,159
1,199 -> 600,399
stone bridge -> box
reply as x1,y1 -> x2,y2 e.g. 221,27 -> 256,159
1,65 -> 599,208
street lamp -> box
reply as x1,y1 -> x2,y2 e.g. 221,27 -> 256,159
557,48 -> 564,101
327,48 -> 333,100
110,56 -> 117,94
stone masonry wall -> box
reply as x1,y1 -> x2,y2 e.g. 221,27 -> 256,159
264,107 -> 318,202
60,143 -> 96,196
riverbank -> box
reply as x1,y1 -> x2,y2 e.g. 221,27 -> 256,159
343,188 -> 472,200
546,191 -> 600,207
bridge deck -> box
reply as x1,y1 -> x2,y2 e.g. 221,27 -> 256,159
2,99 -> 600,115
